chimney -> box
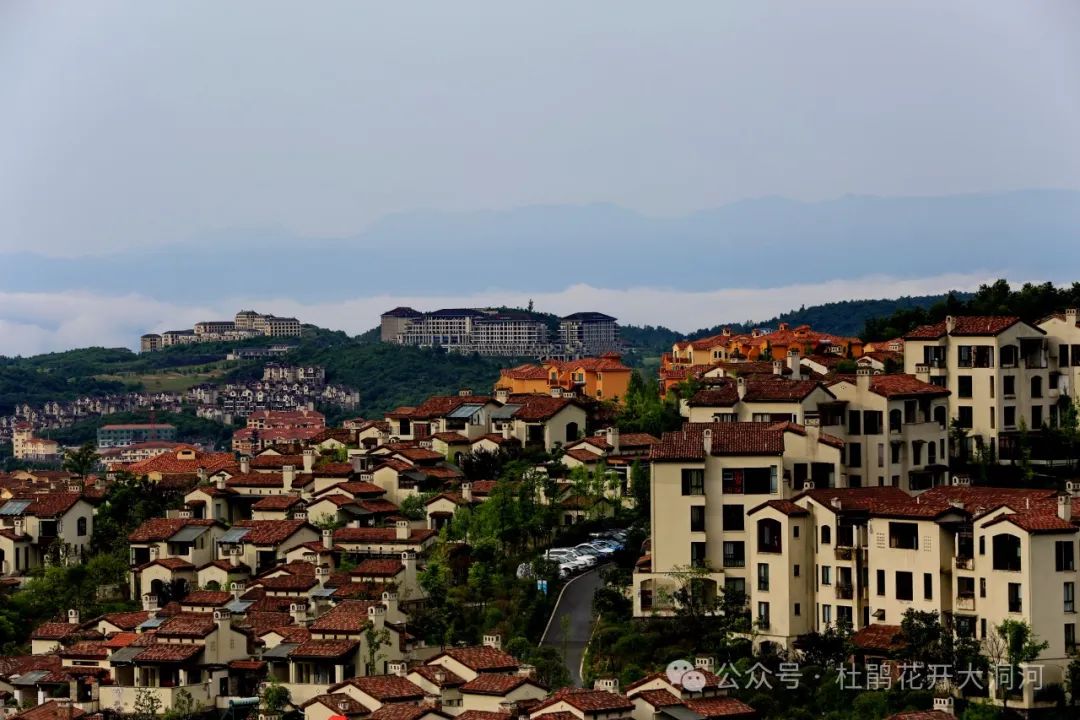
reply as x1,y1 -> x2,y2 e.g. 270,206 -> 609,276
303,449 -> 315,474
695,656 -> 715,672
351,455 -> 365,473
517,664 -> 536,679
830,498 -> 842,511
214,475 -> 226,491
702,428 -> 713,455
240,456 -> 251,474
282,465 -> 296,488
197,467 -> 207,484
736,377 -> 747,400
322,528 -> 334,550
142,593 -> 159,612
606,427 -> 620,455
149,546 -> 160,559
461,482 -> 473,503
382,590 -> 400,620
388,661 -> 408,677
315,565 -> 330,587
1059,495 -> 1071,521
482,634 -> 502,650
945,316 -> 956,335
402,551 -> 417,587
1067,308 -> 1079,325
68,608 -> 80,626
502,424 -> 512,440
593,678 -> 619,694
772,360 -> 784,376
13,518 -> 23,536
395,519 -> 410,541
367,603 -> 387,629
229,546 -> 243,567
289,602 -> 308,626
856,366 -> 872,390
932,697 -> 955,717
495,388 -> 509,404
214,608 -> 232,632
230,581 -> 245,600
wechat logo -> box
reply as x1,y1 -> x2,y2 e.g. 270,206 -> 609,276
666,659 -> 706,692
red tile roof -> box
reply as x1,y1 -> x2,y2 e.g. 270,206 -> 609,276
302,694 -> 371,716
742,378 -> 828,402
100,611 -> 152,631
904,315 -> 1027,339
435,645 -> 519,672
181,590 -> 234,607
850,623 -> 904,654
156,613 -> 217,638
309,600 -> 376,634
633,689 -> 683,708
31,622 -> 81,640
460,673 -> 543,694
410,664 -> 466,687
368,706 -> 446,720
410,395 -> 495,420
335,527 -> 435,544
684,697 -> 757,718
982,510 -> 1078,534
331,674 -> 426,701
884,712 -> 952,720
350,559 -> 405,578
831,373 -> 950,399
133,643 -> 204,663
748,499 -> 809,517
128,518 -> 217,543
533,688 -> 634,714
505,394 -> 579,421
128,448 -> 235,476
290,639 -> 360,659
252,495 -> 306,510
14,701 -> 88,720
233,519 -> 310,545
652,422 -> 803,460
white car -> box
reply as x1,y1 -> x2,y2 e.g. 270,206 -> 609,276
546,548 -> 593,570
577,542 -> 614,558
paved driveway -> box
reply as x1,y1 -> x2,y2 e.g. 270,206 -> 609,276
540,565 -> 607,687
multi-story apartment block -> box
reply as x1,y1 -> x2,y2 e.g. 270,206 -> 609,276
904,316 -> 1051,459
141,310 -> 302,351
633,421 -> 844,620
263,363 -> 327,385
825,371 -> 951,491
11,423 -> 60,461
96,423 -> 177,449
559,312 -> 619,357
381,307 -> 619,358
1038,308 -> 1080,399
497,354 -> 633,403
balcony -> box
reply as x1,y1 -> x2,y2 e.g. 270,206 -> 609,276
722,555 -> 746,569
835,583 -> 854,600
954,556 -> 974,571
835,545 -> 854,561
956,593 -> 976,612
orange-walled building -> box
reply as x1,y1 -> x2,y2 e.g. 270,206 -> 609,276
496,354 -> 633,403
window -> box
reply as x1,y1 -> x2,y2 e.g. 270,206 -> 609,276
959,345 -> 993,368
758,563 -> 770,592
924,573 -> 933,600
1031,376 -> 1043,398
1074,345 -> 1080,368
979,536 -> 985,555
980,577 -> 986,598
821,565 -> 832,586
912,442 -> 923,466
864,411 -> 883,435
848,443 -> 862,468
793,526 -> 800,538
848,411 -> 861,436
793,564 -> 800,577
1057,541 -> 1075,571
757,602 -> 770,628
722,541 -> 745,568
690,542 -> 707,568
1066,582 -> 1076,613
76,517 -> 88,537
1003,375 -> 1016,397
889,522 -> 919,550
889,408 -> 902,431
722,504 -> 745,531
876,569 -> 885,596
980,618 -> 987,639
1061,345 -> 1070,367
877,443 -> 885,468
1003,406 -> 1016,428
958,376 -> 973,398
927,441 -> 936,465
993,534 -> 1022,571
1068,624 -> 1077,654
1008,582 -> 1022,613
821,526 -> 832,545
794,603 -> 801,617
690,506 -> 706,532
822,604 -> 832,625
891,443 -> 902,464
1000,345 -> 1019,368
1032,405 -> 1043,428
725,577 -> 746,597
681,469 -> 705,496
896,571 -> 914,601
957,406 -> 973,429
757,519 -> 782,554
958,576 -> 975,597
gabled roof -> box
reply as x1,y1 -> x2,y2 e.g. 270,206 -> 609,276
904,315 -> 1039,339
747,499 -> 809,517
431,645 -> 519,672
309,600 -> 377,634
532,687 -> 634,714
329,674 -> 426,702
127,518 -> 220,543
232,519 -> 311,546
460,673 -> 545,695
830,373 -> 950,399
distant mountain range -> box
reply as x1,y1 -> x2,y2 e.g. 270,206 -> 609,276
1,189 -> 1077,301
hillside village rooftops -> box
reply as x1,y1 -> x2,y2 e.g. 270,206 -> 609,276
231,520 -> 310,545
829,373 -> 951,399
650,422 -> 840,461
127,448 -> 235,476
432,645 -> 519,672
128,518 -> 219,543
533,687 -> 635,714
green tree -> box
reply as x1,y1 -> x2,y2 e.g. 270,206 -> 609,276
260,677 -> 291,715
62,442 -> 100,477
133,687 -> 163,720
984,619 -> 1048,708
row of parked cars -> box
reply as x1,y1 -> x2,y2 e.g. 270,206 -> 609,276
518,529 -> 629,580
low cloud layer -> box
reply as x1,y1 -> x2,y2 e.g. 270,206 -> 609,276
0,273 -> 996,357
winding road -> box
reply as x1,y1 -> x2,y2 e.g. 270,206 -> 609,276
540,565 -> 607,687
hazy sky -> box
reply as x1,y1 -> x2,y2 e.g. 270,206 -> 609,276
2,1 -> 1079,257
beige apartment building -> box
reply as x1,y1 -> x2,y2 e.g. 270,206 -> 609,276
1038,308 -> 1080,402
632,421 -> 844,620
904,316 -> 1052,459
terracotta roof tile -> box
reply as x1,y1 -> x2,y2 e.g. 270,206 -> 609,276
532,688 -> 633,714
331,674 -> 426,701
684,697 -> 757,718
181,590 -> 233,607
410,664 -> 466,687
461,673 -> 543,694
290,639 -> 359,658
309,601 -> 376,634
437,645 -> 519,672
14,701 -> 88,720
233,519 -> 310,545
128,518 -> 217,543
155,613 -> 217,638
133,643 -> 204,663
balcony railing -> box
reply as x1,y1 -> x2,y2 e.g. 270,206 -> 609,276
723,556 -> 746,568
835,546 -> 854,561
835,583 -> 854,600
955,556 -> 974,571
956,593 -> 975,612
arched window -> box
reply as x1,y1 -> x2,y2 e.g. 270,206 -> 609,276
565,422 -> 579,443
992,534 -> 1022,572
757,519 -> 782,554
821,526 -> 832,545
76,517 -> 88,537
889,409 -> 902,431
1031,376 -> 1043,399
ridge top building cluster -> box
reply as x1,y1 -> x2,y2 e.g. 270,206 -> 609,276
141,310 -> 302,352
